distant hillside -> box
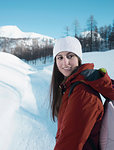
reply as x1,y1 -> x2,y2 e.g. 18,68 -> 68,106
0,26 -> 55,60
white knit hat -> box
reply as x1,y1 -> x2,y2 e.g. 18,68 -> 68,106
53,36 -> 82,60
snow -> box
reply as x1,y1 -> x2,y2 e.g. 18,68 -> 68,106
81,31 -> 102,41
0,26 -> 26,38
0,25 -> 54,40
0,50 -> 114,150
82,50 -> 114,79
0,25 -> 55,55
0,52 -> 56,150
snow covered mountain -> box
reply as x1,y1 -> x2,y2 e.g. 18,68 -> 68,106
80,31 -> 102,41
0,25 -> 55,53
0,25 -> 54,39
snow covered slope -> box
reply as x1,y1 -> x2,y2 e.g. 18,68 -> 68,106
0,25 -> 54,39
83,50 -> 114,79
0,25 -> 55,53
0,52 -> 56,150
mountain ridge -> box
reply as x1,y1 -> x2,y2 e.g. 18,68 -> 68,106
0,25 -> 54,40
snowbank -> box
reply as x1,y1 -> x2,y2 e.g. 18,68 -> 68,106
0,52 -> 56,150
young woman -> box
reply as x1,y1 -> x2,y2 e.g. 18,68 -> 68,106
50,36 -> 114,150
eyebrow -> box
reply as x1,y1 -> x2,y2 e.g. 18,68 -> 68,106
57,52 -> 74,56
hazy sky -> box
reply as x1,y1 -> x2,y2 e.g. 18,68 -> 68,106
0,0 -> 114,38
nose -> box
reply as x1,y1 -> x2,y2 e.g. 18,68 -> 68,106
63,57 -> 69,66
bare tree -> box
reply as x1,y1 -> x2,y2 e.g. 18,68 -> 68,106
87,15 -> 97,51
94,26 -> 100,51
73,19 -> 79,38
64,26 -> 70,36
108,20 -> 114,49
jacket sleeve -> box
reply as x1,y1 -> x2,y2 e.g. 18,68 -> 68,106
54,84 -> 103,150
86,72 -> 114,100
80,69 -> 114,100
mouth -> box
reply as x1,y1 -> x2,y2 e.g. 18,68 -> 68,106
63,67 -> 72,71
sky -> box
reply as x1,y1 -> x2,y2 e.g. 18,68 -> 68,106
0,0 -> 114,39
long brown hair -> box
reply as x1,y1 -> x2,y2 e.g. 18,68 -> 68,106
50,59 -> 64,121
50,56 -> 82,121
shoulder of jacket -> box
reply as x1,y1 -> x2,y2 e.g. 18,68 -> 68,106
80,68 -> 107,81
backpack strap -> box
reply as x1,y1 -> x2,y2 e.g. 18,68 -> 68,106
87,137 -> 98,150
68,80 -> 100,98
103,97 -> 111,112
68,81 -> 83,98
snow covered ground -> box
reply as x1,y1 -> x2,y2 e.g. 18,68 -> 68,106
0,50 -> 114,150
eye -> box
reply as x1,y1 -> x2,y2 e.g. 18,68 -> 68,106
67,54 -> 75,59
57,56 -> 63,60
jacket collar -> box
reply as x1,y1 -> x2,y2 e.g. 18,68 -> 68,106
60,63 -> 94,90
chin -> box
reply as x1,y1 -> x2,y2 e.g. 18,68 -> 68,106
63,72 -> 71,77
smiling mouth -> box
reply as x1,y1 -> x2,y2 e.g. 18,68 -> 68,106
63,67 -> 72,71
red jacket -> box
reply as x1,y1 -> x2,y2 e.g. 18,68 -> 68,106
54,63 -> 114,150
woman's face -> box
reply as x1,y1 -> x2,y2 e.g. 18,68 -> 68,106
56,51 -> 79,77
